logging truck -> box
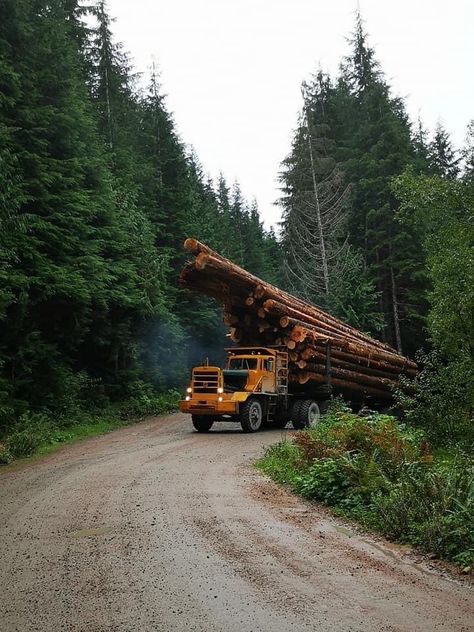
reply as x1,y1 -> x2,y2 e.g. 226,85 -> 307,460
179,346 -> 331,433
178,238 -> 417,428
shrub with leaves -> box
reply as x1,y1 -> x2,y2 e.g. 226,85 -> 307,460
118,384 -> 180,419
395,350 -> 474,446
257,406 -> 473,567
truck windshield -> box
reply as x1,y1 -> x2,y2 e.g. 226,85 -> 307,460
228,357 -> 258,370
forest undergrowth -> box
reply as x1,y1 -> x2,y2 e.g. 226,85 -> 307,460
0,384 -> 179,465
257,401 -> 474,571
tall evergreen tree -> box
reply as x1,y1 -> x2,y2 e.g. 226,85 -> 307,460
0,0 -> 166,418
136,67 -> 189,249
336,12 -> 427,352
428,122 -> 460,179
241,199 -> 267,277
88,1 -> 136,153
229,181 -> 247,265
461,120 -> 474,181
412,117 -> 432,173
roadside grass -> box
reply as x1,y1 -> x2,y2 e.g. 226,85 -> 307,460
0,388 -> 180,466
256,401 -> 474,571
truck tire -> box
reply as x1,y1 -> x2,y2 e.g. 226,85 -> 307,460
192,415 -> 214,433
290,399 -> 303,429
293,400 -> 320,430
239,398 -> 263,433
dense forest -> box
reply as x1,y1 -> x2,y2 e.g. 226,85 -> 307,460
0,2 -> 472,453
0,0 -> 281,441
279,13 -> 473,443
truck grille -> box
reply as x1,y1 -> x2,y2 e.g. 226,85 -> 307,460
193,369 -> 219,394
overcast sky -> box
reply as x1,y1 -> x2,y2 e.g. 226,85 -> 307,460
108,0 -> 473,227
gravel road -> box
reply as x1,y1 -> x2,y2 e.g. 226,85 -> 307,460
0,413 -> 472,632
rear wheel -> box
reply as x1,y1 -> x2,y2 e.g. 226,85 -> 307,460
192,415 -> 214,433
290,400 -> 303,429
293,400 -> 320,429
240,398 -> 263,433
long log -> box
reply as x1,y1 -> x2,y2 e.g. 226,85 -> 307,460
289,372 -> 392,400
297,352 -> 409,381
283,321 -> 416,370
185,251 -> 407,371
184,273 -> 414,372
291,360 -> 402,391
263,299 -> 399,354
185,240 -> 395,353
255,284 -> 395,352
299,345 -> 418,377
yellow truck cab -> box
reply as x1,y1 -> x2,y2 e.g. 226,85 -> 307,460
179,347 -> 324,432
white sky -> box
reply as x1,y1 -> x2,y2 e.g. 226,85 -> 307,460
108,0 -> 474,228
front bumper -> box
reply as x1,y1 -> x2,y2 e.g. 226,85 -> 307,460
179,398 -> 238,416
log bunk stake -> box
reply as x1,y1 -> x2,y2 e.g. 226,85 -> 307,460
179,238 -> 417,402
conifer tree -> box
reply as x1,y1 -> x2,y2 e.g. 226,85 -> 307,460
428,122 -> 460,179
88,1 -> 134,151
229,182 -> 247,265
336,12 -> 426,351
412,117 -> 432,173
242,199 -> 267,277
261,226 -> 284,287
0,0 -> 164,413
462,121 -> 474,180
136,67 -> 189,249
215,173 -> 234,258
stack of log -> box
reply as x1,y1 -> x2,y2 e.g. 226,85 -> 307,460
180,238 -> 417,402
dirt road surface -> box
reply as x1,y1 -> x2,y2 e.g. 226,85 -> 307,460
0,413 -> 472,632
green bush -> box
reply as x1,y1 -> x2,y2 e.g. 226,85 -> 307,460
395,350 -> 474,446
3,411 -> 52,458
295,457 -> 353,505
257,408 -> 474,567
257,440 -> 302,485
0,442 -> 12,464
0,386 -> 181,464
373,460 -> 474,564
6,428 -> 41,458
119,383 -> 180,419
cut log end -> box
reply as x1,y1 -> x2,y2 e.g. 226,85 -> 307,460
183,237 -> 199,253
196,252 -> 212,270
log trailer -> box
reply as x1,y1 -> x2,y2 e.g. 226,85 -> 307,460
179,346 -> 330,433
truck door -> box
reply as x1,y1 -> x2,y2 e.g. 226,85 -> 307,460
261,357 -> 276,393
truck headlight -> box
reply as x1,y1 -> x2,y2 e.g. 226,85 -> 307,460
217,387 -> 223,394
185,396 -> 191,401
186,387 -> 192,393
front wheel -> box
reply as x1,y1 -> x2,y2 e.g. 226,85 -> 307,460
192,415 -> 214,433
293,400 -> 320,429
240,398 -> 263,433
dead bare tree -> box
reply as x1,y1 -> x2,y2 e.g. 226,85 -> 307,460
281,87 -> 351,308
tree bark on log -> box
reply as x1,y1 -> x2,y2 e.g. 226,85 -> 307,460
289,372 -> 392,400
